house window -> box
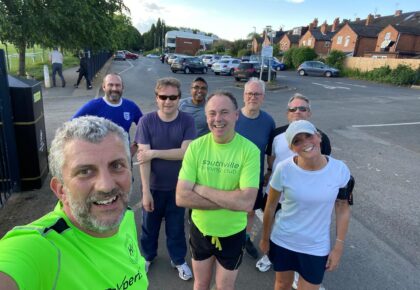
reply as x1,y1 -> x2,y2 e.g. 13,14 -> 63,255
308,38 -> 312,46
344,36 -> 350,47
385,32 -> 391,40
325,41 -> 330,48
303,40 -> 306,46
337,36 -> 343,44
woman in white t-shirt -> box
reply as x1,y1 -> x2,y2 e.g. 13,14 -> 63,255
260,120 -> 354,290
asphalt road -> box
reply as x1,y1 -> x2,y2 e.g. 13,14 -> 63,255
2,57 -> 418,290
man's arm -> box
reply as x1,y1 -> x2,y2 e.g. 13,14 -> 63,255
194,184 -> 257,212
137,140 -> 192,163
0,272 -> 18,290
176,180 -> 221,210
263,155 -> 275,186
138,144 -> 154,212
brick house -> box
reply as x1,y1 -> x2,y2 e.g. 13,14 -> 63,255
299,19 -> 335,56
368,24 -> 420,58
331,23 -> 382,56
251,36 -> 263,54
279,26 -> 308,51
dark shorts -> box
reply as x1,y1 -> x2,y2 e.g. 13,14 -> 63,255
268,241 -> 328,285
252,183 -> 265,210
189,221 -> 246,271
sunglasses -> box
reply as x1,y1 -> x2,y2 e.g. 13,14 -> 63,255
288,106 -> 309,113
157,95 -> 179,101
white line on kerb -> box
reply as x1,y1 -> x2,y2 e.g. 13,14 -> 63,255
352,122 -> 420,128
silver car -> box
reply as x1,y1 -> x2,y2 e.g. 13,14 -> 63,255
212,59 -> 241,75
297,61 -> 339,77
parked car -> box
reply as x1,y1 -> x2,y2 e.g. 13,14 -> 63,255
167,54 -> 184,65
207,54 -> 222,67
146,53 -> 160,58
114,50 -> 126,61
171,57 -> 207,74
123,50 -> 139,59
212,59 -> 241,75
221,55 -> 232,59
297,61 -> 339,77
264,58 -> 286,71
234,61 -> 276,82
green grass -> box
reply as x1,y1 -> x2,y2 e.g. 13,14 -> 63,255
0,43 -> 78,80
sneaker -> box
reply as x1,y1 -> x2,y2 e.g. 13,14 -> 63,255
145,260 -> 152,273
256,254 -> 272,272
87,85 -> 92,90
74,84 -> 78,88
171,261 -> 193,281
292,272 -> 299,289
245,237 -> 259,259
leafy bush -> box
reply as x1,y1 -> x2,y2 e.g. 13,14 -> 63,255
342,65 -> 419,86
326,50 -> 346,70
237,49 -> 252,58
283,47 -> 297,69
291,47 -> 317,68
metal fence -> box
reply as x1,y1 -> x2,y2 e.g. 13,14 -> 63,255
0,49 -> 20,207
86,50 -> 113,83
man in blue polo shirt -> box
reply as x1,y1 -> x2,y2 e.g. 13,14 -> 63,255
73,73 -> 142,155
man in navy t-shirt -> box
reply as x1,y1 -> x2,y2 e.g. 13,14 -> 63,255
73,73 -> 142,155
135,77 -> 196,281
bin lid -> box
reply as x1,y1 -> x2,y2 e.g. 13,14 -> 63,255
7,75 -> 41,88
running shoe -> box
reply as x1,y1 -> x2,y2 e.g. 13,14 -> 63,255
171,261 -> 193,281
256,254 -> 272,272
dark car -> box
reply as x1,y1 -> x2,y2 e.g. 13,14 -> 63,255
264,59 -> 286,71
297,61 -> 339,77
171,57 -> 207,74
234,62 -> 276,82
123,50 -> 139,59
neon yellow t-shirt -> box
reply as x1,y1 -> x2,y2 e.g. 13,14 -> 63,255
179,133 -> 260,237
0,203 -> 148,290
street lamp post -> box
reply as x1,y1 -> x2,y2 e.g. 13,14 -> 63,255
266,25 -> 273,82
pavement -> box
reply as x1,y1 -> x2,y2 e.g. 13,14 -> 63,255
0,59 -> 113,237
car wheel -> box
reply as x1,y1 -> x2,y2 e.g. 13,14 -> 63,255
229,69 -> 234,76
185,67 -> 190,74
235,77 -> 240,82
215,72 -> 220,75
202,68 -> 207,74
171,70 -> 176,73
325,71 -> 332,77
299,69 -> 306,76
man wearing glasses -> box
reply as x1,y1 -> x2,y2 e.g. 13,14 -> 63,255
134,77 -> 196,281
235,78 -> 276,260
179,77 -> 210,137
256,93 -> 331,290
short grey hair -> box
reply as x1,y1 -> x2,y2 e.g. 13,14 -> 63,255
245,77 -> 265,94
49,116 -> 130,182
288,93 -> 311,109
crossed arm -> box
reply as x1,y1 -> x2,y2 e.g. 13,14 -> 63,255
0,272 -> 18,290
176,180 -> 257,212
138,140 -> 191,212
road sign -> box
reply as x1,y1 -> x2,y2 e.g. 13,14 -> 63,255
261,45 -> 273,57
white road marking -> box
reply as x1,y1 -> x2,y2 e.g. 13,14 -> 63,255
312,82 -> 350,90
119,60 -> 134,74
352,122 -> 420,128
335,81 -> 366,88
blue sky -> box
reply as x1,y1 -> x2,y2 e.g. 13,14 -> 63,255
124,0 -> 419,41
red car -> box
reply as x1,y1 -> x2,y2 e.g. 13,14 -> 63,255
123,50 -> 139,59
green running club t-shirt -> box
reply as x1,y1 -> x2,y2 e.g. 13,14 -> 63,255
0,203 -> 148,290
179,133 -> 260,237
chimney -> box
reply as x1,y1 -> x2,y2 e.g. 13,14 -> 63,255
309,18 -> 318,30
320,21 -> 328,34
366,14 -> 374,26
395,10 -> 402,16
332,17 -> 340,32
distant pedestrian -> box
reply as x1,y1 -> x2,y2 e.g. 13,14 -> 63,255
74,52 -> 92,90
49,47 -> 66,87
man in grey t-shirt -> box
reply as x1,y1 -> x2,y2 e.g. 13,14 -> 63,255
179,77 -> 209,137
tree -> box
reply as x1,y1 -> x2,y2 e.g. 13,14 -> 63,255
0,0 -> 127,76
